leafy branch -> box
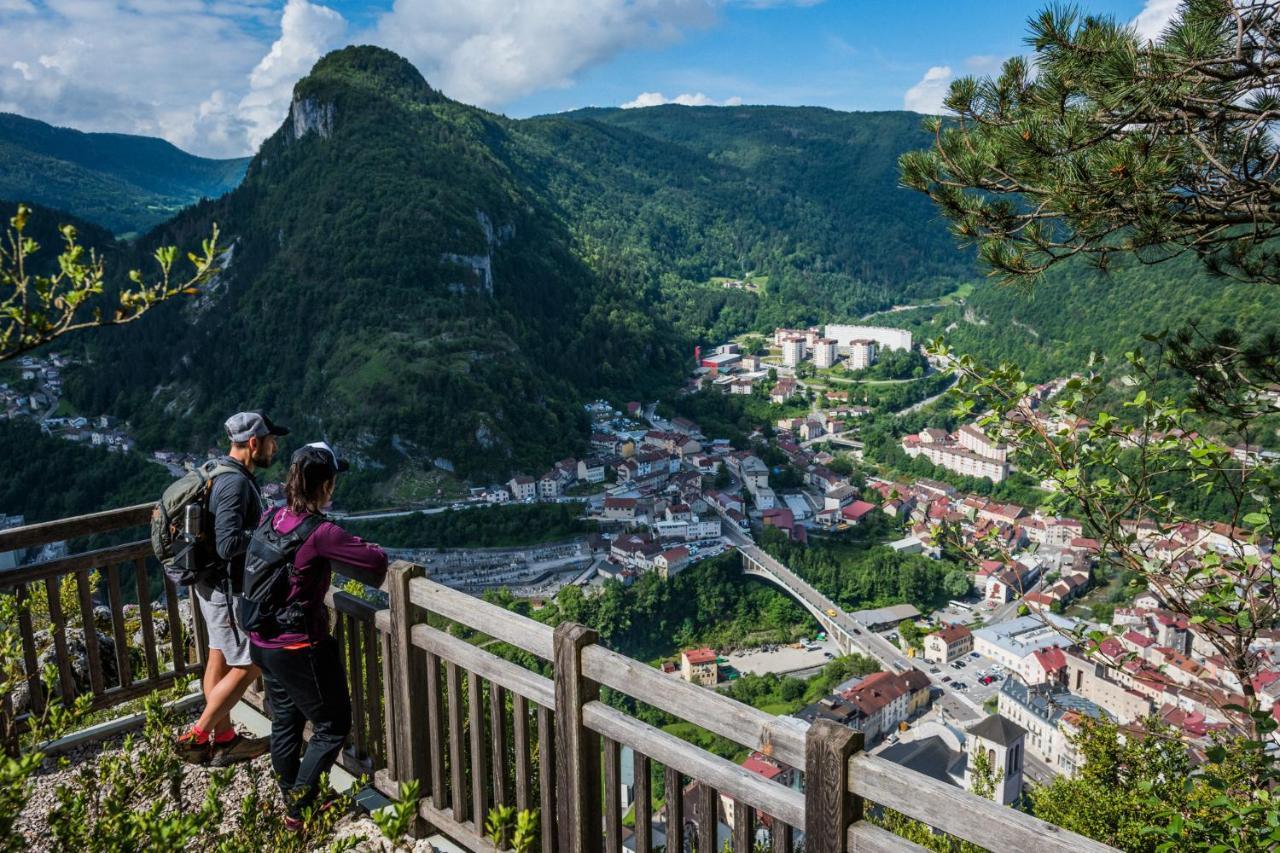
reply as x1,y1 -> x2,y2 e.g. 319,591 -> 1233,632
0,203 -> 222,363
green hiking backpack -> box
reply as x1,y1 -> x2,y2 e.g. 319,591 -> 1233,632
150,459 -> 243,586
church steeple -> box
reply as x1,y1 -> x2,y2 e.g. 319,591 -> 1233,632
965,714 -> 1027,806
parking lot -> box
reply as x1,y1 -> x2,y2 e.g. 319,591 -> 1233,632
924,649 -> 1008,708
724,636 -> 841,676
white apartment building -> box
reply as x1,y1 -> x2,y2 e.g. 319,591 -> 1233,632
825,324 -> 913,352
956,424 -> 1009,463
781,337 -> 807,367
913,442 -> 1009,482
813,338 -> 838,369
846,339 -> 878,370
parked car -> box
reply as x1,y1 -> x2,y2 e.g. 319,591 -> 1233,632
942,676 -> 952,683
970,652 -> 981,659
954,681 -> 969,690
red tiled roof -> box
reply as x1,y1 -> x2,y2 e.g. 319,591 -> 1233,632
742,753 -> 784,781
1123,630 -> 1154,648
841,501 -> 876,521
1032,647 -> 1067,671
934,624 -> 972,644
683,648 -> 717,665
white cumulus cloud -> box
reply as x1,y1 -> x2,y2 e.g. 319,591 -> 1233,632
1131,0 -> 1181,43
903,65 -> 952,114
238,0 -> 347,149
367,0 -> 719,109
621,91 -> 743,108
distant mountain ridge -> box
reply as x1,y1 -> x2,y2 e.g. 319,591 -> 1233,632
0,113 -> 249,236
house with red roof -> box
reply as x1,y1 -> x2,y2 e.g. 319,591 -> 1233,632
841,500 -> 877,525
680,648 -> 719,686
1018,647 -> 1068,686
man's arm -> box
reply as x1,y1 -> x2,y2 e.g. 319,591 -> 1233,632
211,475 -> 255,563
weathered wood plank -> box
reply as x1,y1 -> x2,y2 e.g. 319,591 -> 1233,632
364,619 -> 384,764
105,564 -> 132,690
847,822 -> 932,853
553,623 -> 602,853
410,624 -> 555,709
805,719 -> 862,853
408,577 -> 554,660
425,650 -> 446,807
696,780 -> 716,853
16,584 -> 44,716
580,644 -> 808,769
446,661 -> 467,825
733,800 -> 753,853
512,693 -> 531,814
44,575 -> 76,701
849,753 -> 1119,853
537,705 -> 555,853
75,569 -> 105,697
632,751 -> 651,853
345,614 -> 367,759
386,562 -> 429,786
0,504 -> 151,552
0,540 -> 152,586
772,821 -> 793,853
665,766 -> 683,853
162,576 -> 186,675
489,682 -> 508,809
581,701 -> 806,829
468,670 -> 489,831
133,559 -> 159,681
191,587 -> 209,668
603,737 -> 622,853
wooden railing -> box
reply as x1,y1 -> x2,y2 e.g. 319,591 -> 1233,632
0,503 -> 201,734
1,507 -> 1119,853
0,504 -> 387,778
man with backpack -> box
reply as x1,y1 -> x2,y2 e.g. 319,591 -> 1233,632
174,410 -> 288,765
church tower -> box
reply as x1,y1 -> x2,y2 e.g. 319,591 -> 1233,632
964,714 -> 1027,806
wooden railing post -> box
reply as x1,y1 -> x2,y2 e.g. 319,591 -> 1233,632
386,561 -> 430,794
553,622 -> 602,853
804,719 -> 862,853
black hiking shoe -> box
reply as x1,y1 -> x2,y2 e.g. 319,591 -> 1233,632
210,733 -> 270,767
175,730 -> 215,765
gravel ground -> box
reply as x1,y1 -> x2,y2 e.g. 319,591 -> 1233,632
13,714 -> 432,852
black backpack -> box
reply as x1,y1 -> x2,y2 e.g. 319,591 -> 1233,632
239,509 -> 325,637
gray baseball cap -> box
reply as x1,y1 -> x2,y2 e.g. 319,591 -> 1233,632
225,411 -> 290,443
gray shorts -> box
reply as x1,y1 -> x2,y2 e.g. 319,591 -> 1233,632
194,581 -> 252,667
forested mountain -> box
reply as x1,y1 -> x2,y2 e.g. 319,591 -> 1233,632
874,254 -> 1280,382
49,46 -> 982,482
0,112 -> 248,236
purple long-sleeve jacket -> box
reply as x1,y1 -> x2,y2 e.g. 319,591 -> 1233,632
248,507 -> 389,649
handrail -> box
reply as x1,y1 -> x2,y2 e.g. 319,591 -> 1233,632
0,540 -> 151,586
850,753 -> 1116,853
408,575 -> 554,660
0,502 -> 151,551
581,641 -> 809,770
582,698 -> 807,828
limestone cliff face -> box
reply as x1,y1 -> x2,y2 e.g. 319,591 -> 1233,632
290,96 -> 335,140
440,210 -> 516,295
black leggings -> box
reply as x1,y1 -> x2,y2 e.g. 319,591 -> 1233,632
250,636 -> 351,818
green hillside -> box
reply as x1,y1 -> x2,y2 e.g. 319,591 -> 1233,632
0,112 -> 248,236
62,48 -> 684,481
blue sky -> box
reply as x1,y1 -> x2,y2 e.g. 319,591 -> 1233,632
0,0 -> 1173,157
